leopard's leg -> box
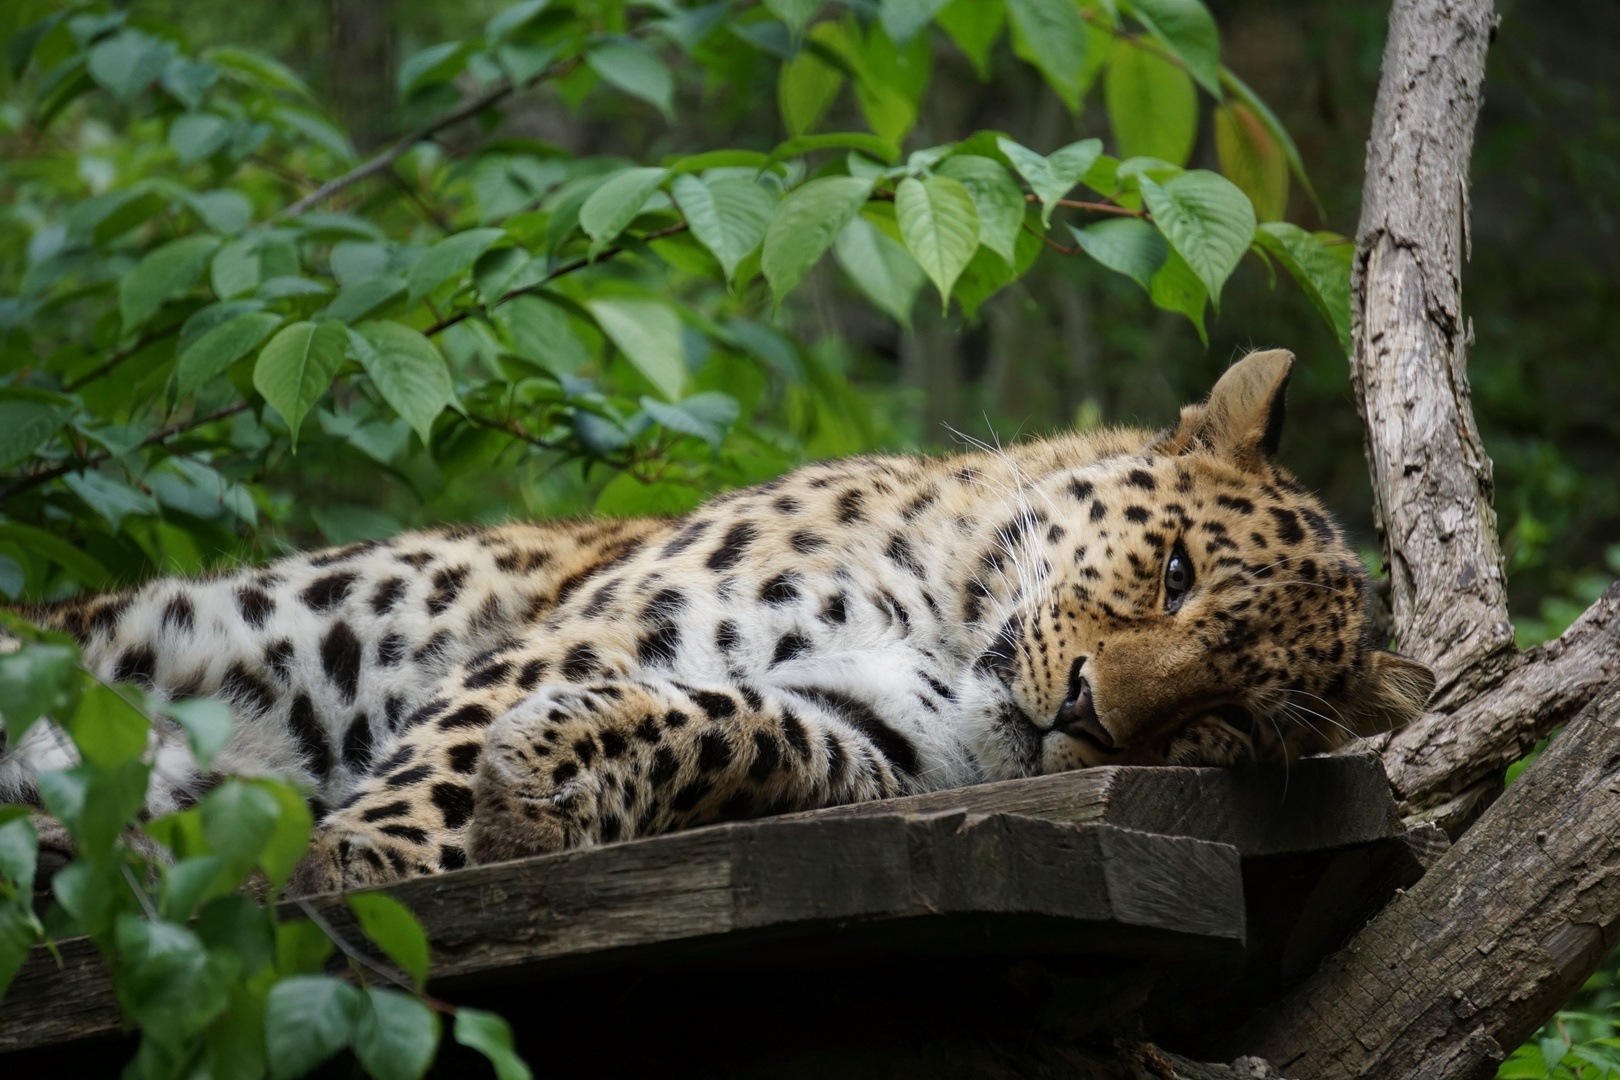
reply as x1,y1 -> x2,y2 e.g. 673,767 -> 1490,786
288,657 -> 539,895
466,678 -> 906,864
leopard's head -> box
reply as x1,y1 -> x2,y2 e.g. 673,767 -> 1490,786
975,349 -> 1434,773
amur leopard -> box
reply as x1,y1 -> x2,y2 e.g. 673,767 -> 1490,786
2,349 -> 1436,895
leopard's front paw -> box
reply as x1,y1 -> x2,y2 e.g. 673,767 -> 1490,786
466,684 -> 626,865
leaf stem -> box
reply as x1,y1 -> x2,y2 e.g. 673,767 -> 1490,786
293,897 -> 460,1015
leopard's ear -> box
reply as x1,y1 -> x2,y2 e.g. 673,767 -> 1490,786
1154,349 -> 1294,470
1344,650 -> 1437,736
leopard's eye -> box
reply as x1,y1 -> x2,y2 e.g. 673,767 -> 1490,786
1164,544 -> 1194,613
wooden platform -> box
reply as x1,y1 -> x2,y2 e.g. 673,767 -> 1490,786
0,754 -> 1441,1075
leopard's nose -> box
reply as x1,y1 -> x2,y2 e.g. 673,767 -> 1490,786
1054,674 -> 1115,749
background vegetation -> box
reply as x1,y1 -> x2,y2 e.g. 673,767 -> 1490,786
0,0 -> 1616,1076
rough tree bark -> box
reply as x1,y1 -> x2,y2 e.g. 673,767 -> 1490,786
1240,1 -> 1620,1076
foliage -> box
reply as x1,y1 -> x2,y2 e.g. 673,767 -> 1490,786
0,0 -> 1353,1074
0,620 -> 528,1078
1499,949 -> 1620,1079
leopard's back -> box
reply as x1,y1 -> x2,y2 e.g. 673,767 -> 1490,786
3,517 -> 669,813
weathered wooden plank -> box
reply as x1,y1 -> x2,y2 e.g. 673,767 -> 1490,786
0,813 -> 1244,1054
794,754 -> 1402,857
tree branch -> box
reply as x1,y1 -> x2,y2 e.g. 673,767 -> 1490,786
0,403 -> 250,502
1350,0 -> 1513,702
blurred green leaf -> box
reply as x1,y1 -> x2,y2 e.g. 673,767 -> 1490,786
407,228 -> 506,305
1105,39 -> 1197,166
778,23 -> 847,136
1254,223 -> 1351,354
38,759 -> 152,858
354,988 -> 440,1080
1006,0 -> 1088,111
87,30 -> 171,101
119,235 -> 221,331
1149,246 -> 1208,343
163,698 -> 234,773
67,682 -> 150,768
937,0 -> 1006,79
496,294 -> 591,374
169,113 -> 231,166
266,975 -> 363,1079
586,41 -> 675,121
0,640 -> 79,746
1127,0 -> 1222,97
765,0 -> 821,34
347,892 -> 431,987
580,166 -> 669,253
175,311 -> 282,398
997,137 -> 1102,226
0,402 -> 65,469
834,213 -> 926,328
0,817 -> 38,894
455,1008 -> 533,1080
1215,102 -> 1288,222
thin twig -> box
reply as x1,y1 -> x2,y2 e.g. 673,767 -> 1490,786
293,897 -> 459,1014
423,221 -> 690,337
1029,194 -> 1149,218
0,402 -> 250,502
387,167 -> 454,234
64,325 -> 180,392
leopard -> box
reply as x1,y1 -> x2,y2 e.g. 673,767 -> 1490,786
2,349 -> 1435,896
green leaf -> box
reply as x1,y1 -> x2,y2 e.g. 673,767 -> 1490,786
765,0 -> 821,34
895,175 -> 981,308
251,779 -> 312,893
1105,39 -> 1197,166
275,919 -> 334,976
672,174 -> 775,283
119,235 -> 222,331
938,0 -> 1006,79
834,213 -> 926,328
996,137 -> 1103,226
397,41 -> 470,98
778,23 -> 848,136
487,0 -> 552,43
38,760 -> 152,858
175,311 -> 281,398
63,470 -> 158,531
579,166 -> 669,253
0,524 -> 109,588
1139,170 -> 1255,307
323,276 -> 407,325
496,294 -> 591,375
114,915 -> 238,1045
1255,223 -> 1352,355
641,393 -> 740,449
208,47 -> 313,98
1069,217 -> 1167,292
1006,0 -> 1088,111
762,175 -> 876,303
87,30 -> 170,101
0,817 -> 38,893
354,988 -> 440,1080
0,899 -> 41,1004
252,320 -> 349,446
0,402 -> 64,469
1221,67 -> 1321,215
1149,246 -> 1208,343
1215,101 -> 1288,223
881,0 -> 951,44
407,228 -> 505,305
330,241 -> 391,287
352,321 -> 458,444
163,698 -> 234,772
210,237 -> 261,299
66,683 -> 149,767
189,190 -> 253,236
768,132 -> 900,164
162,856 -> 223,922
1127,0 -> 1222,97
169,113 -> 231,166
0,641 -> 77,747
586,42 -> 675,121
265,975 -> 363,1080
200,780 -> 279,884
586,299 -> 688,401
455,1009 -> 533,1080
347,892 -> 431,987
936,155 -> 1025,264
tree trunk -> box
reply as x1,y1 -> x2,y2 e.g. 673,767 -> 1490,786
1238,1 -> 1620,1075
327,0 -> 395,147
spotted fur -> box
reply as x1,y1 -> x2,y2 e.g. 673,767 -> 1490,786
2,350 -> 1434,894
